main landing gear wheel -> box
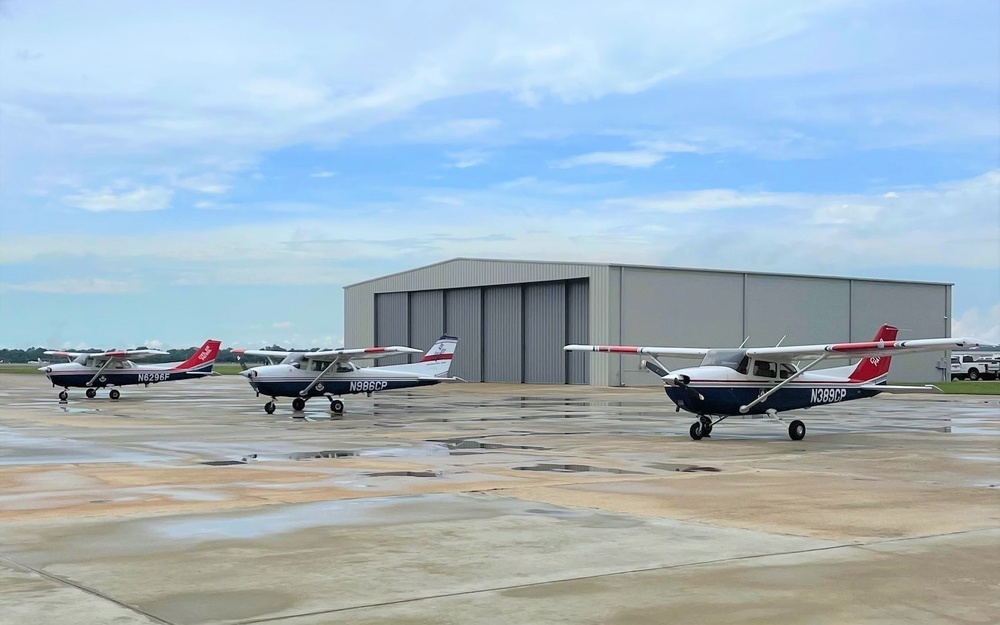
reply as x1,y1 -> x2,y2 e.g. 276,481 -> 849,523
788,419 -> 806,441
58,390 -> 69,401
291,397 -> 306,412
698,415 -> 713,437
109,389 -> 120,400
264,401 -> 276,415
85,388 -> 97,399
330,399 -> 345,414
689,422 -> 704,440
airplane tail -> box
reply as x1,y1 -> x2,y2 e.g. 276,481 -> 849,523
174,339 -> 222,373
381,335 -> 459,377
848,324 -> 899,382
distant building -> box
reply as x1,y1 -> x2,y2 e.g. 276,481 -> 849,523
345,258 -> 953,384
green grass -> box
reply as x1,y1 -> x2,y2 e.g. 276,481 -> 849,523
925,381 -> 1000,395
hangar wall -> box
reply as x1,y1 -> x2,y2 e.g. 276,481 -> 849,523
346,258 -> 952,384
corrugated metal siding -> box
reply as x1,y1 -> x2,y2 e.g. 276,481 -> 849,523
444,288 -> 482,382
744,275 -> 850,347
483,285 -> 522,382
408,290 -> 444,362
620,268 -> 744,386
850,280 -> 950,381
523,282 -> 566,384
374,292 -> 409,367
566,279 -> 590,384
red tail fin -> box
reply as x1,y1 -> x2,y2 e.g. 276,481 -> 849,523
175,339 -> 221,371
849,325 -> 898,381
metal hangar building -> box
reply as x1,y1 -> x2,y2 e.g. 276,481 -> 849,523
344,258 -> 952,385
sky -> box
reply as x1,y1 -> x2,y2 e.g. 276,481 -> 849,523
0,0 -> 998,350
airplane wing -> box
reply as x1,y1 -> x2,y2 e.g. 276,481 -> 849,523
564,345 -> 709,358
43,350 -> 87,358
44,348 -> 168,360
102,348 -> 169,360
746,337 -> 983,361
232,349 -> 292,358
302,346 -> 423,362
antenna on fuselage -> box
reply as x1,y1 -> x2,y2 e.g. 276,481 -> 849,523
775,335 -> 786,347
738,336 -> 750,349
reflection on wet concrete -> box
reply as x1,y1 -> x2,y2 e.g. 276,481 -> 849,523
1,374 -> 999,624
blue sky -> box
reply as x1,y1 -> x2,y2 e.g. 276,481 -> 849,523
1,0 -> 998,349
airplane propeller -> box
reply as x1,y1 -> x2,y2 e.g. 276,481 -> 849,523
642,360 -> 703,400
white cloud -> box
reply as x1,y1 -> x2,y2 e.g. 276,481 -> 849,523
447,150 -> 490,168
408,119 -> 500,142
176,175 -> 230,194
1,278 -> 141,294
552,140 -> 704,169
953,304 -> 1000,345
63,186 -> 172,212
272,321 -> 293,330
309,171 -> 336,178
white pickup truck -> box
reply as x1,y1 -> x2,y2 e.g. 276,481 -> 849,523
950,354 -> 999,381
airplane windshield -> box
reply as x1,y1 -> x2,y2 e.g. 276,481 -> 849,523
701,349 -> 748,372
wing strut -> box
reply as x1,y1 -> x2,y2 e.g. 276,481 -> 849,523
739,354 -> 829,414
299,359 -> 340,397
85,358 -> 117,387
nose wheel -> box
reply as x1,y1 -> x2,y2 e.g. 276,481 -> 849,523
264,401 -> 276,415
689,415 -> 713,440
58,390 -> 69,401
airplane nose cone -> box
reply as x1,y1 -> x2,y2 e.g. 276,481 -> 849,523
39,366 -> 51,373
240,369 -> 257,379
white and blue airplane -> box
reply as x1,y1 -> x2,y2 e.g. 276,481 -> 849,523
41,339 -> 222,401
234,335 -> 459,415
566,325 -> 983,441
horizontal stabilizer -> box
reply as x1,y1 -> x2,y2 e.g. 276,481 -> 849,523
861,384 -> 941,394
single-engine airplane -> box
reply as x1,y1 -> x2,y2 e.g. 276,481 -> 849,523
234,334 -> 459,415
566,325 -> 983,441
41,339 -> 222,401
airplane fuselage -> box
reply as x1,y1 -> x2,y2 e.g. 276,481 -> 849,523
663,366 -> 881,416
44,362 -> 214,389
246,364 -> 442,398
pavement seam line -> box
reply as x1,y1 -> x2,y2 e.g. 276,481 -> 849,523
231,541 -> 868,624
0,554 -> 174,625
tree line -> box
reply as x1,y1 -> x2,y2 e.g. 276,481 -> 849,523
0,346 -> 293,364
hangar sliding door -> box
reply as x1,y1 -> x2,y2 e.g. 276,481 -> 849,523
483,285 -> 522,382
565,280 -> 590,384
408,290 -> 444,362
374,292 -> 409,366
444,288 -> 482,382
523,282 -> 566,383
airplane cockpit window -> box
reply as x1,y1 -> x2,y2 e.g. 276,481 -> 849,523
753,360 -> 778,378
701,349 -> 747,371
310,360 -> 332,372
112,360 -> 126,369
335,362 -> 355,373
280,354 -> 304,366
73,354 -> 88,365
779,363 -> 797,379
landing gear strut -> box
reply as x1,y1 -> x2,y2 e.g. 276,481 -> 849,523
85,388 -> 97,399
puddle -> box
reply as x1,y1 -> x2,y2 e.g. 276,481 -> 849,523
287,450 -> 358,460
429,437 -> 548,451
646,462 -> 722,473
513,464 -> 642,474
366,470 -> 440,478
201,460 -> 247,466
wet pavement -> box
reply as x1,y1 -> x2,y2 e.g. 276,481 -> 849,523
0,374 -> 998,624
